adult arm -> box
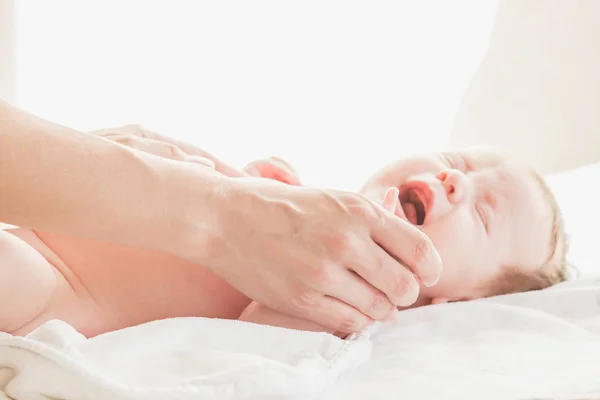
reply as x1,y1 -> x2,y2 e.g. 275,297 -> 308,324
0,103 -> 443,333
0,100 -> 224,257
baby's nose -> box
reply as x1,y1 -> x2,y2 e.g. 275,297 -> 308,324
437,169 -> 469,204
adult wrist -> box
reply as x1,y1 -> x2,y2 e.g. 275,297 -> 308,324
165,165 -> 240,267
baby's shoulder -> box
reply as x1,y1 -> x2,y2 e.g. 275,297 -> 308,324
0,229 -> 58,334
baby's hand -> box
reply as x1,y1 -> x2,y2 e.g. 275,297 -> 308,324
243,157 -> 301,186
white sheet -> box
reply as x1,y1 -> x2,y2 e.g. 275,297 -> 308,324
1,278 -> 599,400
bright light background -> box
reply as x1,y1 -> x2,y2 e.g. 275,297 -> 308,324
14,1 -> 498,190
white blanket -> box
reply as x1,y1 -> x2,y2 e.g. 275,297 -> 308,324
1,278 -> 600,400
0,318 -> 372,400
324,277 -> 600,400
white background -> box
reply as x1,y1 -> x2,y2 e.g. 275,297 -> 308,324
14,0 -> 498,190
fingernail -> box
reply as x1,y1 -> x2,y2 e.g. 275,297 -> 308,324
425,254 -> 444,287
423,277 -> 439,287
396,277 -> 421,307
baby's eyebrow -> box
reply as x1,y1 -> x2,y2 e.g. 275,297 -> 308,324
485,171 -> 512,214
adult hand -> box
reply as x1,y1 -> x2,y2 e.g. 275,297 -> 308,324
90,124 -> 246,177
206,178 -> 443,333
92,126 -> 443,333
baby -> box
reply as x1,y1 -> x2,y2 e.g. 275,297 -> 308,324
0,147 -> 567,338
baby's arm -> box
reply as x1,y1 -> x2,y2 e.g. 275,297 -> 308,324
239,301 -> 339,335
0,230 -> 57,333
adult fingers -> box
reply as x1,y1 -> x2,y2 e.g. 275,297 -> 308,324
104,134 -> 215,168
113,125 -> 246,177
350,241 -> 421,307
371,212 -> 443,290
324,268 -> 394,320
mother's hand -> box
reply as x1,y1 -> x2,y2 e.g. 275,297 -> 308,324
210,179 -> 442,333
91,124 -> 246,177
91,126 -> 443,333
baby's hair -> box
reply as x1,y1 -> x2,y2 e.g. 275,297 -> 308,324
487,169 -> 569,296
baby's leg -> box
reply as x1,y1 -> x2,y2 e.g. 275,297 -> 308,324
0,230 -> 58,333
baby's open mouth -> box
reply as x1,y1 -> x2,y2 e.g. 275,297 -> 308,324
399,183 -> 431,226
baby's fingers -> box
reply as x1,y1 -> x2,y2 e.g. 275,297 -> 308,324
243,157 -> 301,185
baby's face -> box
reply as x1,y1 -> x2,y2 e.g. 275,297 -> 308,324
360,148 -> 554,304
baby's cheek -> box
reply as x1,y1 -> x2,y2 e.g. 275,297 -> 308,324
422,211 -> 474,260
419,225 -> 461,280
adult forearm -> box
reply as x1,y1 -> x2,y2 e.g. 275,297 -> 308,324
0,101 -> 226,258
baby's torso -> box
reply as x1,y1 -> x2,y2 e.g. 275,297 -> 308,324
6,229 -> 251,337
